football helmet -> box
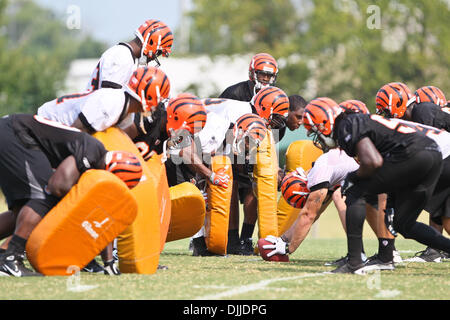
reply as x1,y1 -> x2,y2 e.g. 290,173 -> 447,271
165,93 -> 206,152
249,53 -> 278,92
135,19 -> 173,65
105,151 -> 142,189
414,86 -> 447,108
232,113 -> 267,155
281,168 -> 310,209
302,97 -> 341,152
375,82 -> 415,118
251,86 -> 289,129
126,66 -> 171,112
339,100 -> 370,114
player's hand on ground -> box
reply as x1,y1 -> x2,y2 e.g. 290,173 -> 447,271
262,235 -> 289,257
104,260 -> 121,276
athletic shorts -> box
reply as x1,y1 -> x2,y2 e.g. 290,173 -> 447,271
232,164 -> 253,204
426,156 -> 450,224
0,117 -> 59,217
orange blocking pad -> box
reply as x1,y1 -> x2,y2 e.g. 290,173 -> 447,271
277,140 -> 323,234
26,170 -> 138,276
254,130 -> 279,239
94,128 -> 163,274
145,154 -> 172,253
205,156 -> 233,255
166,182 -> 205,242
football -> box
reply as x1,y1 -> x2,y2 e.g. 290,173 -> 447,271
257,238 -> 290,262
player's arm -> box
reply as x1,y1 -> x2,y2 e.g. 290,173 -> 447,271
283,188 -> 328,253
71,116 -> 96,134
47,156 -> 81,198
354,137 -> 383,178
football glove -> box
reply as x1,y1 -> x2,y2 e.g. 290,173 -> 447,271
209,166 -> 230,188
262,235 -> 289,257
103,260 -> 121,276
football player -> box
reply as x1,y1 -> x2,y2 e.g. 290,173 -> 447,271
298,97 -> 450,273
36,66 -> 170,273
86,19 -> 173,91
376,83 -> 450,262
0,114 -> 141,277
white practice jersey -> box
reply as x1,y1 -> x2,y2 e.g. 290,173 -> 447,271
198,112 -> 231,154
202,98 -> 253,124
307,148 -> 359,191
86,43 -> 137,91
37,88 -> 128,133
394,118 -> 450,159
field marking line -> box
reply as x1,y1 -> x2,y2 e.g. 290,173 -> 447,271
194,272 -> 328,300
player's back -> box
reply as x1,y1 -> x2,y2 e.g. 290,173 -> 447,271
37,88 -> 127,132
203,98 -> 253,124
86,43 -> 137,91
412,102 -> 450,132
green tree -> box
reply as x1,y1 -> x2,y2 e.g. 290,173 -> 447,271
187,0 -> 311,95
0,0 -> 107,116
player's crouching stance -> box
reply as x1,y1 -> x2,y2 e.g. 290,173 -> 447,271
0,114 -> 142,277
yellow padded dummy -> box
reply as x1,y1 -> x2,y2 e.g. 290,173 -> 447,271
166,182 -> 205,242
26,170 -> 138,276
94,127 -> 163,274
145,154 -> 172,253
254,130 -> 279,239
277,140 -> 323,235
205,155 -> 233,255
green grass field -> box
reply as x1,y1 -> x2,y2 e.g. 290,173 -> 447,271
0,199 -> 448,300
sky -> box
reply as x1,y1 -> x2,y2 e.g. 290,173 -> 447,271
34,0 -> 183,45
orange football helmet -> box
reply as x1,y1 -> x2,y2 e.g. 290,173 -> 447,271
166,93 -> 207,136
303,97 -> 341,152
105,151 -> 143,189
339,100 -> 370,114
415,86 -> 447,108
281,168 -> 310,209
232,113 -> 267,155
126,66 -> 171,112
249,53 -> 278,91
135,19 -> 173,63
375,82 -> 415,118
251,86 -> 289,129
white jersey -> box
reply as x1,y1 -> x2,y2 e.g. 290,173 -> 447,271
86,43 -> 137,91
203,98 -> 253,124
307,148 -> 359,191
197,112 -> 230,154
37,88 -> 129,133
394,118 -> 450,159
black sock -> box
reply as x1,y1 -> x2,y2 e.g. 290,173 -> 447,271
378,238 -> 395,262
240,223 -> 255,240
6,235 -> 27,256
345,197 -> 366,266
228,229 -> 239,245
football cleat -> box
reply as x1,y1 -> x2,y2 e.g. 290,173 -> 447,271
103,260 -> 121,276
329,261 -> 367,275
82,258 -> 105,273
192,236 -> 222,257
0,253 -> 42,277
239,238 -> 256,256
404,247 -> 442,263
359,255 -> 395,272
393,250 -> 403,264
441,251 -> 449,261
324,252 -> 367,267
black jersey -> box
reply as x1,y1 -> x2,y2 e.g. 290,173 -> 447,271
219,80 -> 255,102
335,113 -> 440,162
411,102 -> 450,132
132,107 -> 168,160
9,114 -> 107,173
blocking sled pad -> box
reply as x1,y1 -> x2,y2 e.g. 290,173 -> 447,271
94,127 -> 168,274
26,170 -> 138,276
166,182 -> 206,242
277,140 -> 323,234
